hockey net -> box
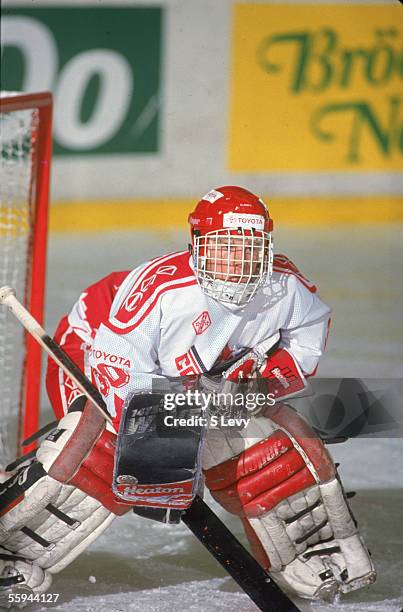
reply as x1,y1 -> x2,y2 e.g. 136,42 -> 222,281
0,91 -> 52,468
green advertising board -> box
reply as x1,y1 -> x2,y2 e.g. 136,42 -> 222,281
2,7 -> 162,155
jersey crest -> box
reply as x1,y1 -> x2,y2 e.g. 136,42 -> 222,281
192,311 -> 211,335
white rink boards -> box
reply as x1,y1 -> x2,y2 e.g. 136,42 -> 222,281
29,225 -> 403,611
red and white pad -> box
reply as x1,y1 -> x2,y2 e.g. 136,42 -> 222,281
0,400 -> 132,594
203,404 -> 376,600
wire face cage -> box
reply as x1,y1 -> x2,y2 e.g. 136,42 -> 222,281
193,228 -> 273,306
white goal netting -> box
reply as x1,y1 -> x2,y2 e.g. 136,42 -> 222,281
0,93 -> 40,468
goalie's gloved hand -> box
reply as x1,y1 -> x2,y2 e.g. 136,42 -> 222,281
200,347 -> 309,420
224,347 -> 308,402
197,373 -> 248,423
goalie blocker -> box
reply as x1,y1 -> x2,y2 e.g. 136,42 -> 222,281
1,391 -> 376,602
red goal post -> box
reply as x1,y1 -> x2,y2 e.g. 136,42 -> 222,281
0,91 -> 53,465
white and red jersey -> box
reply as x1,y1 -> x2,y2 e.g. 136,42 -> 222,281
80,251 -> 331,430
46,271 -> 130,418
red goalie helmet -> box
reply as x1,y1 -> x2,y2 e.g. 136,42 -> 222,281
188,186 -> 274,306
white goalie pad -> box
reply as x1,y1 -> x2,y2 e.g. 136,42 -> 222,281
247,477 -> 375,600
203,404 -> 376,601
0,400 -> 131,597
0,460 -> 116,596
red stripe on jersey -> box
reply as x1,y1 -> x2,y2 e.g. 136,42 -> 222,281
273,254 -> 316,293
77,270 -> 131,332
113,251 -> 193,326
107,278 -> 198,335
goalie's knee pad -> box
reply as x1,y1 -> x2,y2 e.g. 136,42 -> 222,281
203,404 -> 376,601
0,398 -> 132,595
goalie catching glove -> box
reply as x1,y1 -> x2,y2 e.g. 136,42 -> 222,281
203,403 -> 376,601
0,397 -> 132,600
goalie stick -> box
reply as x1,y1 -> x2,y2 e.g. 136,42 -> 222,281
0,286 -> 111,425
0,285 -> 300,612
182,496 -> 300,612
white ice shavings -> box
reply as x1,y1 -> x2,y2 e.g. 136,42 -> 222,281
37,579 -> 253,612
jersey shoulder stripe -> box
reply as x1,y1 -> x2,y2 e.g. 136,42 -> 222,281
109,251 -> 197,331
272,254 -> 317,293
64,270 -> 130,342
81,271 -> 131,328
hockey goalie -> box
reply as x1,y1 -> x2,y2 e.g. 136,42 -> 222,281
0,187 -> 375,603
